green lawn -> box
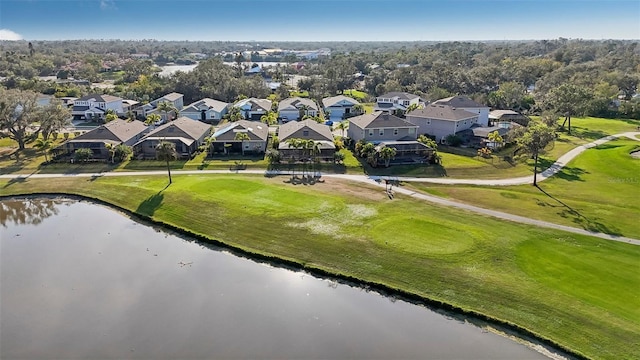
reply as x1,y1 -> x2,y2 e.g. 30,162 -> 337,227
1,174 -> 638,359
408,138 -> 640,239
343,89 -> 370,101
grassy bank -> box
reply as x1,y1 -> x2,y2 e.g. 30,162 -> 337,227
408,137 -> 640,239
1,174 -> 638,359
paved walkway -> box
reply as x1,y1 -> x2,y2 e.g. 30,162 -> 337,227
2,132 -> 639,245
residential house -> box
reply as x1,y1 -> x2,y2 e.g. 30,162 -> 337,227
374,92 -> 421,113
322,95 -> 360,121
122,100 -> 140,113
278,97 -> 319,122
233,98 -> 272,121
347,111 -> 418,142
278,119 -> 335,161
432,95 -> 490,126
459,126 -> 511,149
60,119 -> 147,159
71,94 -> 124,121
133,117 -> 211,159
406,104 -> 480,142
209,120 -> 268,155
133,92 -> 184,121
180,98 -> 230,123
488,109 -> 530,127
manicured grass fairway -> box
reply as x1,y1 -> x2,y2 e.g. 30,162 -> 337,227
408,138 -> 640,239
1,174 -> 638,359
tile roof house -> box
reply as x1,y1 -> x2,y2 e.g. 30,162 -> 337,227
432,95 -> 490,126
233,98 -> 272,121
133,92 -> 184,122
277,97 -> 319,122
61,119 -> 148,159
133,117 -> 211,159
406,104 -> 480,142
72,93 -> 124,121
209,120 -> 268,155
278,119 -> 335,161
322,95 -> 360,121
374,92 -> 421,112
180,98 -> 230,123
347,111 -> 418,142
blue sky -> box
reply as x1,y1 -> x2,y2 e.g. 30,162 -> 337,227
0,0 -> 639,41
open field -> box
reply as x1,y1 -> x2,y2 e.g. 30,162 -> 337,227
1,174 -> 638,359
408,137 -> 640,239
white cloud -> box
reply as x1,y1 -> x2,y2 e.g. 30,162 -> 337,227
100,0 -> 116,10
0,29 -> 23,41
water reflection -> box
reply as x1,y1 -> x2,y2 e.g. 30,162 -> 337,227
1,199 -> 553,359
0,198 -> 72,227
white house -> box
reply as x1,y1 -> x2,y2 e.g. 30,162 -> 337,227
233,98 -> 272,121
72,94 -> 124,120
374,92 -> 421,112
322,95 -> 360,121
406,104 -> 480,142
180,98 -> 229,123
277,97 -> 319,122
134,92 -> 184,121
432,95 -> 490,127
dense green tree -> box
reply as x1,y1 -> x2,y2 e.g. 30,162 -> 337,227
542,83 -> 592,134
517,121 -> 556,186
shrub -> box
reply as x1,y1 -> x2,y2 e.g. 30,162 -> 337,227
333,151 -> 345,164
445,134 -> 462,147
73,148 -> 92,162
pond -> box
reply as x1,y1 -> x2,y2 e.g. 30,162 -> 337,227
0,198 -> 555,359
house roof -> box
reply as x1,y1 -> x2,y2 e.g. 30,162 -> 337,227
76,93 -> 121,103
433,95 -> 488,108
182,98 -> 229,113
377,92 -> 419,100
470,126 -> 510,138
349,111 -> 417,129
408,104 -> 478,121
211,120 -> 268,141
278,119 -> 334,142
71,119 -> 147,143
489,109 -> 527,119
278,97 -> 318,112
159,92 -> 183,102
122,99 -> 139,106
146,117 -> 211,140
234,98 -> 272,112
322,95 -> 360,108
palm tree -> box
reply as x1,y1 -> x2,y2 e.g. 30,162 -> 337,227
105,109 -> 119,123
260,111 -> 278,126
145,113 -> 161,126
488,130 -> 504,149
156,141 -> 177,185
336,121 -> 349,137
234,132 -> 250,155
33,138 -> 53,163
378,146 -> 397,167
156,101 -> 178,122
104,142 -> 116,163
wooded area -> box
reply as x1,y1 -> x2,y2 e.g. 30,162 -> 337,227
1,39 -> 639,118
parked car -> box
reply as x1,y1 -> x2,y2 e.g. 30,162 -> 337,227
325,120 -> 333,126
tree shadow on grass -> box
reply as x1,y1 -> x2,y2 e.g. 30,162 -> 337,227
535,185 -> 623,236
135,190 -> 166,217
537,158 -> 588,182
2,176 -> 29,188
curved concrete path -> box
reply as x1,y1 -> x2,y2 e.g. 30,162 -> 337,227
1,132 -> 639,245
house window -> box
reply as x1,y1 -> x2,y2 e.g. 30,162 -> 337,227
379,129 -> 384,136
368,129 -> 374,137
403,100 -> 410,106
303,130 -> 309,136
393,128 -> 398,135
408,128 -> 415,134
464,121 -> 467,125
